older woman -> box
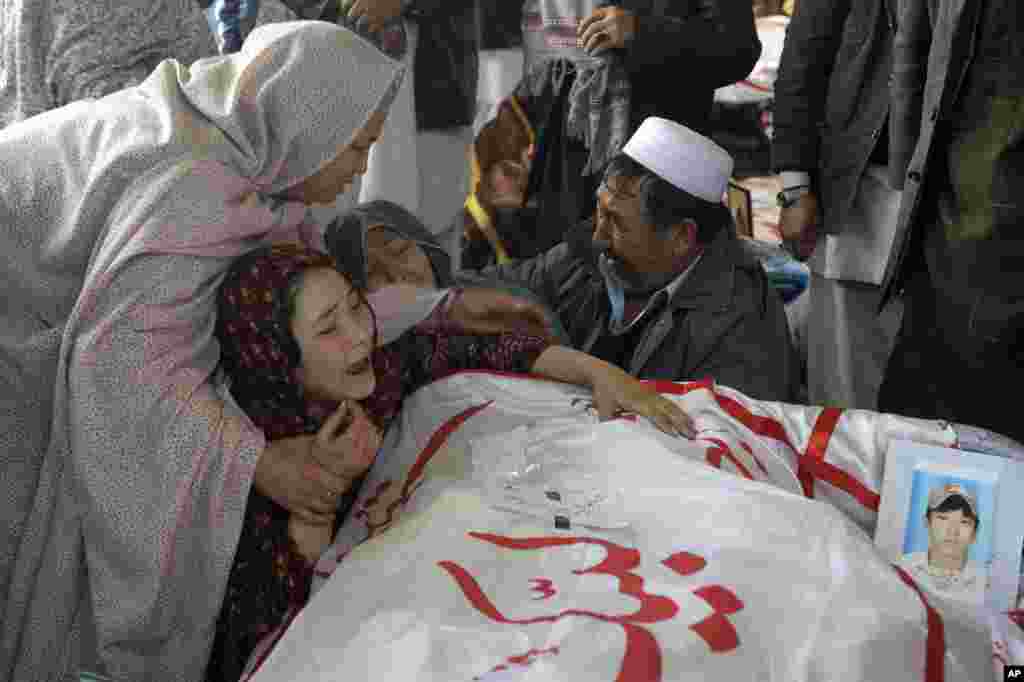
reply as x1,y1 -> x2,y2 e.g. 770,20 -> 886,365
207,0 -> 479,245
326,199 -> 573,342
0,20 -> 411,682
209,240 -> 694,680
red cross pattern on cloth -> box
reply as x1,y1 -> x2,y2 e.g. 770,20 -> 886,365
570,395 -> 767,482
643,379 -> 879,511
439,533 -> 744,682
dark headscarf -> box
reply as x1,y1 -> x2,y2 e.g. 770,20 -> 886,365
327,200 -> 573,344
216,243 -> 344,440
212,242 -> 381,682
327,200 -> 455,290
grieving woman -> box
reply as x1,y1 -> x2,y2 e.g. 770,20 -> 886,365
327,198 -> 574,343
210,242 -> 692,679
0,20 -> 411,682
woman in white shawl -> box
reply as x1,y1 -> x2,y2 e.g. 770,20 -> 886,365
0,20 -> 408,682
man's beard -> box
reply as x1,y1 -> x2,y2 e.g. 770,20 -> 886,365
596,244 -> 682,296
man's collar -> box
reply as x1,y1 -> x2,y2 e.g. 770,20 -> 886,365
661,250 -> 703,299
665,228 -> 742,311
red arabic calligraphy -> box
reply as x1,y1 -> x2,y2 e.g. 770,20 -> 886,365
529,578 -> 557,600
440,533 -> 743,682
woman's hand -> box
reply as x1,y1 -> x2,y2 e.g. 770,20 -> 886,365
255,437 -> 349,525
255,402 -> 380,523
589,362 -> 696,438
578,6 -> 637,54
445,288 -> 555,340
288,517 -> 335,562
310,400 -> 382,481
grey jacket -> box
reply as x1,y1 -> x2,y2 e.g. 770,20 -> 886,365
400,0 -> 479,130
880,0 -> 984,299
771,0 -> 896,233
484,221 -> 799,403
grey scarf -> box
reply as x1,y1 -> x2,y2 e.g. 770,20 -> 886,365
520,0 -> 650,174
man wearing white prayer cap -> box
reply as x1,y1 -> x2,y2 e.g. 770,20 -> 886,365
482,117 -> 799,402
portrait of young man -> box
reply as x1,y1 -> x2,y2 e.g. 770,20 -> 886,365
900,483 -> 988,602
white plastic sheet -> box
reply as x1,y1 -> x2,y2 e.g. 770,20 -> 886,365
248,373 -> 1017,681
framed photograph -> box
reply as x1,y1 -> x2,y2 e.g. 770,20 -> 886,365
875,441 -> 1024,615
727,181 -> 753,238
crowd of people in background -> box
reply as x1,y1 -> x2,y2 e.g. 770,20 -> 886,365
0,0 -> 1021,680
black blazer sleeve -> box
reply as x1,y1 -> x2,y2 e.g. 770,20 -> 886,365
771,0 -> 851,174
889,0 -> 932,190
623,0 -> 761,90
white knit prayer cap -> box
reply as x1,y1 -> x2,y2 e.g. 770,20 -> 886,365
621,117 -> 734,203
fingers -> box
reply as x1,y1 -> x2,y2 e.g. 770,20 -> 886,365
514,302 -> 554,338
346,0 -> 398,33
317,400 -> 354,445
339,406 -> 382,474
293,473 -> 340,518
577,9 -> 602,37
579,20 -> 609,53
346,0 -> 367,20
578,7 -> 629,53
650,413 -> 676,437
305,497 -> 338,517
312,403 -> 380,484
291,506 -> 335,526
663,402 -> 697,439
592,395 -> 618,422
303,459 -> 352,500
638,396 -> 695,439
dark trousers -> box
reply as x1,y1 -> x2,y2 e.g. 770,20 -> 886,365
879,264 -> 1024,442
881,92 -> 1024,440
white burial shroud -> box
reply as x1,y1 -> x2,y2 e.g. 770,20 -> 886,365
250,372 -> 1009,682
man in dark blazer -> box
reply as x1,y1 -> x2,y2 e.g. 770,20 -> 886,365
771,0 -> 902,409
879,0 -> 1024,440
